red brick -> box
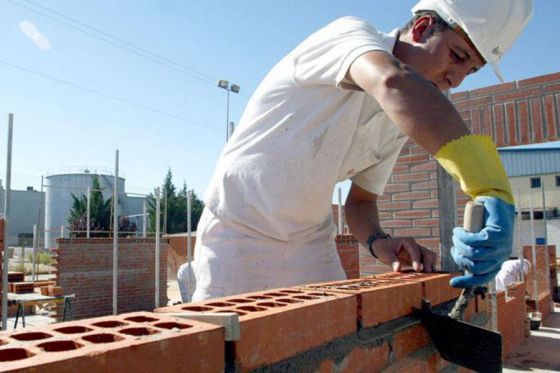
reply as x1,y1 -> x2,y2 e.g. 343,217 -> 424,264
7,272 -> 25,283
505,102 -> 518,145
0,311 -> 224,372
518,100 -> 530,143
392,164 -> 410,174
155,288 -> 356,371
377,201 -> 412,211
382,220 -> 413,228
372,272 -> 461,306
531,98 -> 544,143
543,82 -> 560,93
469,82 -> 516,98
518,72 -> 560,88
392,191 -> 431,202
482,106 -> 493,137
544,95 -> 558,139
302,278 -> 422,328
413,218 -> 439,227
494,104 -> 506,146
470,106 -> 482,134
384,183 -> 410,193
321,341 -> 390,372
410,161 -> 436,172
393,228 -> 432,237
412,199 -> 438,209
392,324 -> 431,359
494,88 -> 541,103
411,180 -> 436,191
397,154 -> 430,164
451,91 -> 470,101
394,210 -> 431,219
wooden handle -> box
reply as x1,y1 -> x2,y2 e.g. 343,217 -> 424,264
463,201 -> 485,233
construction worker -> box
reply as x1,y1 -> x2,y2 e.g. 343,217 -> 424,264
495,258 -> 531,291
191,0 -> 534,301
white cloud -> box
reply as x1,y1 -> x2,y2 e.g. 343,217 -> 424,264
19,20 -> 52,51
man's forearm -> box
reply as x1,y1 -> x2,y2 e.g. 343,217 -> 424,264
344,194 -> 383,247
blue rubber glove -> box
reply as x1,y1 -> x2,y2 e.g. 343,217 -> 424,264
450,196 -> 515,288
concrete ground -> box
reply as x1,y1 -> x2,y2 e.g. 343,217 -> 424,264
4,279 -> 183,331
503,304 -> 560,372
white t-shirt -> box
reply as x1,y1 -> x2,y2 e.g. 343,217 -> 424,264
495,259 -> 531,291
205,16 -> 408,243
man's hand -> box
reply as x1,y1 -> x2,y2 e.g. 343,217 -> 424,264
450,196 -> 515,288
371,237 -> 437,273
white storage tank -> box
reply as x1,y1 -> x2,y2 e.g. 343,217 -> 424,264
44,171 -> 126,248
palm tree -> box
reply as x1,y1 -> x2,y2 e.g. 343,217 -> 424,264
68,175 -> 136,237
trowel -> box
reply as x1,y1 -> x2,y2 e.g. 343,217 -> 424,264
418,201 -> 502,373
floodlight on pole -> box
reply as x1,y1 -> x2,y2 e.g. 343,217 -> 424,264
217,79 -> 240,141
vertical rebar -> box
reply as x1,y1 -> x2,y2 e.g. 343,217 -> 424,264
2,114 -> 14,330
112,150 -> 119,315
155,187 -> 161,308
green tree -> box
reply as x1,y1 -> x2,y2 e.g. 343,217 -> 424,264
148,169 -> 204,234
67,174 -> 137,237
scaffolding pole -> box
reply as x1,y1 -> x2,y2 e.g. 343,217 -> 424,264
187,190 -> 193,302
1,114 -> 14,330
112,150 -> 119,315
155,188 -> 161,308
529,193 -> 539,313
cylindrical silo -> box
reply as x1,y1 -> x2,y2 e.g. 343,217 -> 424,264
44,172 -> 126,248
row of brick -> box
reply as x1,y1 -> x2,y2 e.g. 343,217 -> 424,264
1,269 -> 538,372
156,271 -> 468,372
0,272 -> 467,372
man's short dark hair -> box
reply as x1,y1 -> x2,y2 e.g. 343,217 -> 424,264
401,10 -> 450,34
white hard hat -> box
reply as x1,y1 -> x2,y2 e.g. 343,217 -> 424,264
412,0 -> 533,82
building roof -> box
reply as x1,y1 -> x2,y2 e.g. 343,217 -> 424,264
498,144 -> 560,177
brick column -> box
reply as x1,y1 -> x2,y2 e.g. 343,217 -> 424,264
335,235 -> 360,279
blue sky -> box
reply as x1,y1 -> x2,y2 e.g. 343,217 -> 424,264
0,0 -> 559,199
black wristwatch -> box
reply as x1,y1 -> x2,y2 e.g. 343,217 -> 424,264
367,232 -> 392,259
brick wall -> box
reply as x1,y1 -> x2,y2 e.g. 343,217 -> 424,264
523,244 -> 556,319
165,234 -> 197,281
358,72 -> 560,273
494,282 -> 528,357
54,238 -> 168,320
335,235 -> 360,279
0,270 -> 534,371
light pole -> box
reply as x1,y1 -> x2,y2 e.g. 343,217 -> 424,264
217,79 -> 240,141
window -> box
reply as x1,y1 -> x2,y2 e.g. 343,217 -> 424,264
556,175 -> 560,187
530,177 -> 541,188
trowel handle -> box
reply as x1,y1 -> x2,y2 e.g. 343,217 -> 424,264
463,201 -> 485,233
448,201 -> 486,321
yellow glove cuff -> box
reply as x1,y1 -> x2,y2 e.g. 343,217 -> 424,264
435,135 -> 514,204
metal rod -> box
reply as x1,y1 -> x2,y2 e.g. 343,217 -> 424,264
60,225 -> 64,238
516,189 -> 525,284
112,150 -> 119,315
337,187 -> 343,234
32,224 -> 38,281
226,88 -> 230,142
490,280 -> 498,332
187,190 -> 192,302
541,183 -> 553,312
155,187 -> 161,308
142,200 -> 147,238
86,186 -> 91,238
36,175 -> 43,249
2,113 -> 14,330
529,193 -> 539,313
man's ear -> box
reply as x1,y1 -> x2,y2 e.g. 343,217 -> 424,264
411,15 -> 435,43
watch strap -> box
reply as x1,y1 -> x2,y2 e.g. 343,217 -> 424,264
367,232 -> 392,259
